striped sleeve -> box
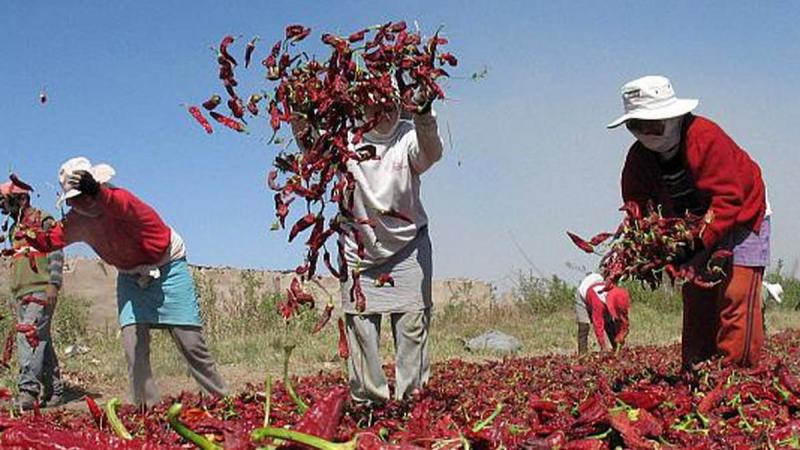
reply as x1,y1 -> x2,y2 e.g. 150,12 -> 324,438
47,249 -> 64,288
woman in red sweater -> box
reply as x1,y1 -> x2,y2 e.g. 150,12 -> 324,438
28,157 -> 227,406
608,76 -> 770,370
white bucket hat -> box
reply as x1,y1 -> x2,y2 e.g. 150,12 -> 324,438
763,282 -> 784,304
57,157 -> 116,207
607,75 -> 699,128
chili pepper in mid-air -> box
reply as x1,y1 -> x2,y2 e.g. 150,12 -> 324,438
289,213 -> 317,242
38,88 -> 47,104
437,52 -> 458,67
219,35 -> 238,66
567,231 -> 595,254
227,97 -> 245,119
244,36 -> 258,68
187,106 -> 213,134
284,24 -> 312,44
202,94 -> 222,111
209,111 -> 247,133
337,318 -> 349,359
246,93 -> 262,115
9,173 -> 33,192
312,303 -> 335,333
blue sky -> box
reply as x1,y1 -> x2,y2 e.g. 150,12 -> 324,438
2,1 -> 799,288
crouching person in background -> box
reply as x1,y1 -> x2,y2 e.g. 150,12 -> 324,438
25,157 -> 227,407
575,273 -> 631,354
0,178 -> 64,410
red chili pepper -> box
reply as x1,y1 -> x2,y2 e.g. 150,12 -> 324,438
219,35 -> 238,66
15,323 -> 39,349
285,24 -> 311,42
21,295 -> 47,307
247,93 -> 262,115
567,231 -> 595,254
9,173 -> 34,192
289,213 -> 316,242
227,97 -> 245,119
375,273 -> 395,287
85,395 -> 104,427
348,29 -> 369,43
209,111 -> 247,133
437,52 -> 458,67
350,272 -> 367,312
312,303 -> 334,334
244,37 -> 258,68
337,318 -> 349,359
187,106 -> 213,134
202,94 -> 222,111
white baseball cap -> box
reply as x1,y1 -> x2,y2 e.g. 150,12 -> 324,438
607,75 -> 699,128
57,157 -> 116,207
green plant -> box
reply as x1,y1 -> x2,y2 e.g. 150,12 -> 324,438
513,272 -> 575,315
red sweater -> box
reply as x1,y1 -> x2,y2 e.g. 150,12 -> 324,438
621,115 -> 766,249
32,187 -> 172,270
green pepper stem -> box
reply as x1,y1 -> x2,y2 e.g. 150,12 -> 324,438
283,345 -> 309,413
252,426 -> 356,450
471,403 -> 504,433
166,403 -> 222,450
264,373 -> 273,427
105,398 -> 132,440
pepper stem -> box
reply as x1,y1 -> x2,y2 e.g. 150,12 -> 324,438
105,398 -> 132,440
263,373 -> 272,427
166,403 -> 222,450
471,402 -> 504,433
283,344 -> 309,413
252,426 -> 356,450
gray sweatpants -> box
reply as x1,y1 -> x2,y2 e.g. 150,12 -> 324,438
16,291 -> 63,399
121,324 -> 227,407
345,309 -> 431,403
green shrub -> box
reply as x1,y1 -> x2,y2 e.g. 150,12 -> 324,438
513,272 -> 575,315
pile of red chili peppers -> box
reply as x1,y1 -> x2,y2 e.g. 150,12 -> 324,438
189,21 -> 456,320
5,331 -> 800,448
568,201 -> 732,290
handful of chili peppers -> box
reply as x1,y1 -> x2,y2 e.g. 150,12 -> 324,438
568,201 -> 732,290
196,22 -> 456,320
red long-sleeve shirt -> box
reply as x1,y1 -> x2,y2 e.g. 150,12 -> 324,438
32,187 -> 172,270
585,284 -> 630,350
621,115 -> 766,249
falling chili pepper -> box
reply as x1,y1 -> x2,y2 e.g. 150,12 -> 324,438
244,37 -> 258,68
227,97 -> 245,119
567,231 -> 595,254
312,303 -> 334,333
187,106 -> 213,134
9,173 -> 33,192
209,111 -> 247,133
337,318 -> 349,359
289,213 -> 317,242
202,94 -> 222,111
246,93 -> 262,115
219,35 -> 238,66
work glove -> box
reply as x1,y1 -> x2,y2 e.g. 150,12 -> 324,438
68,170 -> 100,196
412,86 -> 434,115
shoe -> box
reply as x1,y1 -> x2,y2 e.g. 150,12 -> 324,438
13,390 -> 38,411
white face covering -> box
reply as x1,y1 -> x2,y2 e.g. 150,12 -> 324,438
631,117 -> 683,155
364,104 -> 401,141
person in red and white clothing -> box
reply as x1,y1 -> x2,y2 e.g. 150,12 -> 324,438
608,75 -> 770,370
575,273 -> 631,354
26,157 -> 227,406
